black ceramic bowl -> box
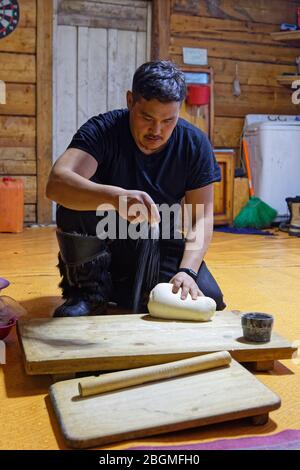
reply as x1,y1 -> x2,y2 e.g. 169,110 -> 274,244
241,312 -> 274,343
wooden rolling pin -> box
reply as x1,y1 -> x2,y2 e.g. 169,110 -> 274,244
78,351 -> 231,397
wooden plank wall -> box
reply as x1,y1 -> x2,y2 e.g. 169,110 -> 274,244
0,0 -> 37,223
169,0 -> 300,157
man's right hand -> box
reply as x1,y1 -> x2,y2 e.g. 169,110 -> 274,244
46,148 -> 160,226
115,190 -> 160,226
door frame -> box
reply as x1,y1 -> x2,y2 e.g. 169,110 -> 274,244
36,0 -> 53,223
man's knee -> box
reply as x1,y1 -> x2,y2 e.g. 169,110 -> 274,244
198,281 -> 226,310
213,292 -> 226,311
197,262 -> 226,311
199,284 -> 226,310
56,205 -> 100,235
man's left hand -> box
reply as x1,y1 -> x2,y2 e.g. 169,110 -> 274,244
170,272 -> 204,300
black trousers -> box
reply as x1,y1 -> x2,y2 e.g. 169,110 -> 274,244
56,206 -> 226,310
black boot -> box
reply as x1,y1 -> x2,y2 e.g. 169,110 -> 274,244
279,197 -> 293,233
288,196 -> 300,237
54,230 -> 112,317
279,196 -> 300,236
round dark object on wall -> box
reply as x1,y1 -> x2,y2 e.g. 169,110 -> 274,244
0,0 -> 19,40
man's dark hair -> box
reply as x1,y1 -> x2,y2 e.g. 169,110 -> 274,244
132,60 -> 186,103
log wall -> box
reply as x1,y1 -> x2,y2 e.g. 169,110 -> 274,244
0,0 -> 37,223
169,0 -> 300,156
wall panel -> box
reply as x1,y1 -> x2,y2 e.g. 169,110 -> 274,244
169,0 -> 300,153
0,0 -> 37,223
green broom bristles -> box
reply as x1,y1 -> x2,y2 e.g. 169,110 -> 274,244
233,196 -> 277,229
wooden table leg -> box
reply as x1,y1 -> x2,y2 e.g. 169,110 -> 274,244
52,372 -> 76,382
249,360 -> 275,371
251,413 -> 269,426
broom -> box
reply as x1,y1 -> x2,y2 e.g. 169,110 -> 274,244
233,138 -> 277,229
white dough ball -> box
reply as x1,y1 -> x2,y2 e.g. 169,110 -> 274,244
148,283 -> 216,322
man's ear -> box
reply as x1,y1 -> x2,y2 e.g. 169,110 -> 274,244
126,90 -> 133,110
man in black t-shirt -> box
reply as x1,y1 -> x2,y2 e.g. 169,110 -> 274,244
46,60 -> 226,317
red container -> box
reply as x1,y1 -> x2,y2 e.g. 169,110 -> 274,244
186,84 -> 210,106
0,177 -> 24,233
0,316 -> 17,340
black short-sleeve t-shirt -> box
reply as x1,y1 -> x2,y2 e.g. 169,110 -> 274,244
67,109 -> 221,206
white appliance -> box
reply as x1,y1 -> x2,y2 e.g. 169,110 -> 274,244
244,114 -> 300,219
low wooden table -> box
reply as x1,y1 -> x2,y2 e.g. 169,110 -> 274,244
49,358 -> 281,449
17,311 -> 296,377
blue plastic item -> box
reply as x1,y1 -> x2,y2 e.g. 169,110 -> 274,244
0,277 -> 27,324
184,72 -> 209,84
214,226 -> 275,236
280,23 -> 298,31
0,278 -> 9,290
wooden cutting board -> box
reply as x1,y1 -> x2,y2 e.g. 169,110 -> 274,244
49,359 -> 281,449
17,311 -> 296,375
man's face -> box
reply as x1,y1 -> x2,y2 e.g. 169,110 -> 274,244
127,91 -> 181,155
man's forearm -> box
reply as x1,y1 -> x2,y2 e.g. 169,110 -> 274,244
46,169 -> 125,211
179,214 -> 214,273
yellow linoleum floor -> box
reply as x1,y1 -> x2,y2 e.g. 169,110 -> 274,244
0,227 -> 299,449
